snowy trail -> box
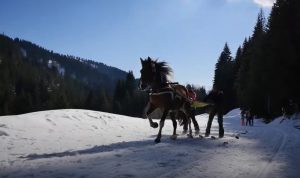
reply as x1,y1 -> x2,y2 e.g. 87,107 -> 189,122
257,127 -> 287,178
0,109 -> 300,178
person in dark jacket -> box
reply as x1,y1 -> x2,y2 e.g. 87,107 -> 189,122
183,84 -> 200,134
204,87 -> 224,138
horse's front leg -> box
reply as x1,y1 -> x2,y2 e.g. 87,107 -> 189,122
170,111 -> 177,140
144,102 -> 158,128
155,110 -> 168,143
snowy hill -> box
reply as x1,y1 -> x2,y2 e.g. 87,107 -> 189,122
1,109 -> 300,178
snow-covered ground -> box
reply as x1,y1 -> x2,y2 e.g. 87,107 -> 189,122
0,109 -> 300,178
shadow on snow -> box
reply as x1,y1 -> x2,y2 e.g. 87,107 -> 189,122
20,135 -> 210,160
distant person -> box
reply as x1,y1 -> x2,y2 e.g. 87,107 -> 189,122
246,109 -> 254,126
282,99 -> 296,119
204,87 -> 224,138
183,84 -> 200,134
241,109 -> 246,126
250,110 -> 254,126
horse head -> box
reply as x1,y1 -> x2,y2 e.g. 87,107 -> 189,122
139,57 -> 156,90
139,57 -> 173,91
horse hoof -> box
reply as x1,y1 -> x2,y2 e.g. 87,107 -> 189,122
187,134 -> 193,138
170,135 -> 177,140
154,138 -> 161,143
151,122 -> 159,128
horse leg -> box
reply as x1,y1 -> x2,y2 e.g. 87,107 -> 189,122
180,112 -> 188,134
185,105 -> 193,138
144,102 -> 158,128
187,116 -> 193,138
170,112 -> 177,140
155,110 -> 168,143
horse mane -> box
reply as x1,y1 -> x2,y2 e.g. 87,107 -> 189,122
155,60 -> 173,82
143,57 -> 172,81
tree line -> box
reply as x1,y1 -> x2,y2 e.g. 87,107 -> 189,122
0,34 -> 148,117
0,34 -> 206,118
213,0 -> 300,119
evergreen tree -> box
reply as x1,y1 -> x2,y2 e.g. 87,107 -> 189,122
213,43 -> 232,89
235,38 -> 252,109
99,89 -> 111,112
213,43 -> 236,112
245,9 -> 267,115
234,1 -> 300,118
126,71 -> 136,95
261,0 -> 300,116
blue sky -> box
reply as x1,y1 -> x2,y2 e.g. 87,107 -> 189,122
0,0 -> 274,89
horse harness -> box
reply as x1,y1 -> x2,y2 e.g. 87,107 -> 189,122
149,86 -> 191,110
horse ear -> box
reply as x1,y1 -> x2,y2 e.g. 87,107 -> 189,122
140,58 -> 144,63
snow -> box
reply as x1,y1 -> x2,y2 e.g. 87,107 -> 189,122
0,109 -> 300,178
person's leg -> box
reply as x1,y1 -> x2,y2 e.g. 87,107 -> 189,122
205,108 -> 216,137
191,108 -> 200,132
217,110 -> 224,138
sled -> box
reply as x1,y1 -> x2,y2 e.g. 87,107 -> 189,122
191,101 -> 211,108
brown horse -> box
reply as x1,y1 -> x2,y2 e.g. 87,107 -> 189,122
139,57 -> 193,143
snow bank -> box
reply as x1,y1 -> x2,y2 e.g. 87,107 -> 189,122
268,113 -> 300,130
0,109 -> 299,178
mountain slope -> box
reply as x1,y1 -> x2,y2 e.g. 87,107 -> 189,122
0,34 -> 132,115
14,36 -> 127,91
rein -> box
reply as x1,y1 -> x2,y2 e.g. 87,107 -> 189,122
167,82 -> 179,85
148,85 -> 191,103
149,91 -> 175,100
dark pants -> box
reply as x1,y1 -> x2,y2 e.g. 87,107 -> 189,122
205,107 -> 224,137
246,118 -> 254,126
183,108 -> 199,131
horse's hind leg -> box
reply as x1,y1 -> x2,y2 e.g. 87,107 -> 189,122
155,110 -> 168,143
185,105 -> 193,138
144,102 -> 158,128
187,117 -> 193,138
170,112 -> 177,140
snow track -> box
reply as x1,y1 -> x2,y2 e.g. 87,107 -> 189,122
1,109 -> 300,178
257,127 -> 287,178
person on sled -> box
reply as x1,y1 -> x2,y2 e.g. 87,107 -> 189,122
204,86 -> 224,138
183,84 -> 200,134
